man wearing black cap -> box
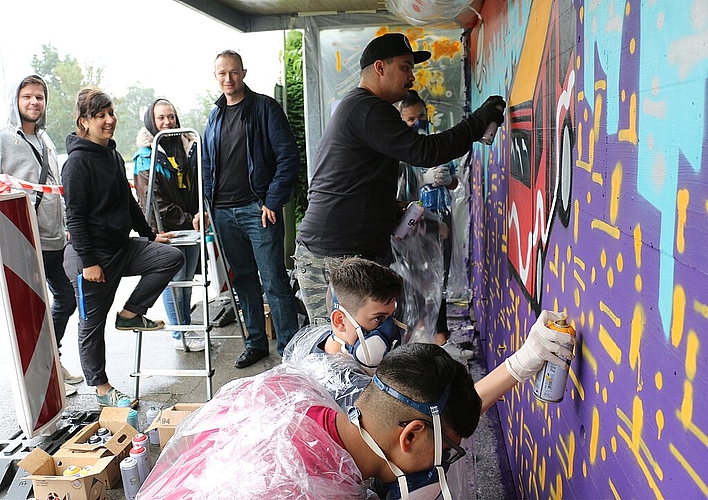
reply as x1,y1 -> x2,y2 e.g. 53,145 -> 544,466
294,33 -> 506,325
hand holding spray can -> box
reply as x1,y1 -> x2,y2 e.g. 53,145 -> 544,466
479,104 -> 505,145
532,319 -> 576,403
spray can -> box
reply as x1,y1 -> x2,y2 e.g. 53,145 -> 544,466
532,319 -> 576,403
62,465 -> 81,478
145,406 -> 160,446
96,427 -> 111,443
80,465 -> 93,477
130,444 -> 151,485
87,434 -> 102,445
393,202 -> 425,239
120,457 -> 141,500
479,105 -> 505,145
127,409 -> 139,430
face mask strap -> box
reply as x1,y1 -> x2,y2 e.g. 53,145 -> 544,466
333,302 -> 372,365
347,406 -> 410,498
372,374 -> 454,500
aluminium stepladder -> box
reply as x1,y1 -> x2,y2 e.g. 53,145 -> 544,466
133,127 -> 245,400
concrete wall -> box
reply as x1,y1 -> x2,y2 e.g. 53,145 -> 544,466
464,0 -> 708,498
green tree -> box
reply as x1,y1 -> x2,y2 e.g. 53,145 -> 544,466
112,85 -> 156,160
31,45 -> 102,155
180,90 -> 220,134
282,30 -> 308,226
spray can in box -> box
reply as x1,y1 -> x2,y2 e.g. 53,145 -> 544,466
532,319 -> 576,403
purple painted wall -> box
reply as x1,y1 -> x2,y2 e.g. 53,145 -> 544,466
464,0 -> 708,498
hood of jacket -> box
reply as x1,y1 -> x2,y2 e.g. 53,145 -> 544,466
66,132 -> 117,156
135,126 -> 197,152
5,75 -> 48,132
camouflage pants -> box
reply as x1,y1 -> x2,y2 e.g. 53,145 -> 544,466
292,242 -> 350,326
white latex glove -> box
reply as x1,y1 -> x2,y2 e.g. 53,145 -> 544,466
422,166 -> 452,187
504,310 -> 577,383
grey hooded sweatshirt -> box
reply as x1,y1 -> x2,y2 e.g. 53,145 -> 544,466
0,76 -> 67,251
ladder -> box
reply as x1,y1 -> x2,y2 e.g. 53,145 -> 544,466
133,127 -> 244,400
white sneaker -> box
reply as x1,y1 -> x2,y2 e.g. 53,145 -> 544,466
173,333 -> 206,352
64,382 -> 77,396
61,362 -> 84,384
442,341 -> 475,361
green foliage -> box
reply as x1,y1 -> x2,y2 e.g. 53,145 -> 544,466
113,85 -> 156,160
180,90 -> 220,134
31,45 -> 102,154
282,30 -> 308,226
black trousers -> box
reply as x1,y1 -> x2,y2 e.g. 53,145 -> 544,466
63,238 -> 183,387
43,248 -> 76,351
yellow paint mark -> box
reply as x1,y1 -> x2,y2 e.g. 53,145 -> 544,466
587,190 -> 592,203
634,224 -> 643,267
616,253 -> 624,273
591,219 -> 621,238
679,379 -> 694,428
655,371 -> 663,390
574,256 -> 586,271
636,274 -> 643,291
669,443 -> 708,497
569,367 -> 584,400
686,330 -> 698,380
671,285 -> 686,348
607,267 -> 615,288
589,309 -> 595,330
610,163 -> 622,223
577,54 -> 581,70
600,249 -> 607,268
580,310 -> 586,327
595,80 -> 607,91
676,189 -> 689,254
574,199 -> 580,243
581,343 -> 598,375
583,461 -> 587,478
618,93 -> 638,144
694,299 -> 708,320
566,244 -> 572,263
335,50 -> 342,72
616,420 -> 666,499
600,301 -> 621,327
574,287 -> 581,308
626,2 -> 631,16
601,446 -> 606,461
611,436 -> 617,453
609,370 -> 615,383
603,387 -> 608,403
592,172 -> 604,185
621,89 -> 626,102
630,304 -> 645,374
599,324 -> 622,365
539,456 -> 546,493
608,478 -> 621,500
617,408 -> 665,481
632,396 -> 644,448
589,406 -> 600,464
591,267 -> 596,285
630,38 -> 636,54
550,473 -> 564,500
656,409 -> 664,440
573,269 -> 586,292
557,432 -> 575,479
562,261 -> 566,293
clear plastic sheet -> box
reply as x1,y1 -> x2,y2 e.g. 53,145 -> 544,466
390,209 -> 444,344
283,325 -> 374,409
386,0 -> 471,28
447,151 -> 472,300
137,364 -> 367,500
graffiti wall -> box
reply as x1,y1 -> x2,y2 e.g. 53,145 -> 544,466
465,0 -> 708,498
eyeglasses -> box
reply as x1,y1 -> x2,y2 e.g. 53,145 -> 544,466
398,419 -> 466,465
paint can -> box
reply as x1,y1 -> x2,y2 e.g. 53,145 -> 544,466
96,427 -> 112,443
145,406 -> 160,445
87,434 -> 102,445
479,105 -> 505,145
130,444 -> 152,484
80,465 -> 93,477
62,465 -> 81,478
132,432 -> 149,450
120,457 -> 141,500
127,408 -> 139,430
393,202 -> 425,239
532,319 -> 576,403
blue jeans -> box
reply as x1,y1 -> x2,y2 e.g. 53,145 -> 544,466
162,245 -> 200,339
214,203 -> 298,354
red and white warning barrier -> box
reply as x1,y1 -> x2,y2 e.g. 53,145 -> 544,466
205,233 -> 235,297
0,191 -> 64,437
0,173 -> 64,195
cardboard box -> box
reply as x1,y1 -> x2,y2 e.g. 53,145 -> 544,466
146,403 -> 203,450
240,304 -> 274,340
19,448 -> 110,500
55,407 -> 138,488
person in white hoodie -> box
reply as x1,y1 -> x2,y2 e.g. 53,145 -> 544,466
0,74 -> 83,396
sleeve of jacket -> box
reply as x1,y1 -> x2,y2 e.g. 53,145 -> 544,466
263,101 -> 300,212
202,113 -> 216,203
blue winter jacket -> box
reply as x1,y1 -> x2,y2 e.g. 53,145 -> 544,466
202,85 -> 300,211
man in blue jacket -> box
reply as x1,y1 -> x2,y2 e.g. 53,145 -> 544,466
202,50 -> 300,368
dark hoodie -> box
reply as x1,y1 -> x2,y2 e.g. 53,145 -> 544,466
63,133 -> 155,268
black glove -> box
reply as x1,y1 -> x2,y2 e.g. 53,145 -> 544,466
474,95 -> 506,126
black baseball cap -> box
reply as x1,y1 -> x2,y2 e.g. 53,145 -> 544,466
360,33 -> 432,69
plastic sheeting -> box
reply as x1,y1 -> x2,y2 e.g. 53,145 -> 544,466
390,209 -> 444,345
386,0 -> 472,28
447,151 -> 472,300
282,325 -> 374,409
137,364 -> 367,500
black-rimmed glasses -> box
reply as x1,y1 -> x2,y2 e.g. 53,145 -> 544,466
398,419 -> 466,465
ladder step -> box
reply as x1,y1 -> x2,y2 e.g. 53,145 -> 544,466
131,369 -> 215,378
168,280 -> 207,288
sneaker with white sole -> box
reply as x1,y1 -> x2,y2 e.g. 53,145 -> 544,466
442,340 -> 475,361
61,362 -> 84,384
64,382 -> 77,396
173,333 -> 205,352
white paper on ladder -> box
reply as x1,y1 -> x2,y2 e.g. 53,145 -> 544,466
0,191 -> 64,437
206,234 -> 234,297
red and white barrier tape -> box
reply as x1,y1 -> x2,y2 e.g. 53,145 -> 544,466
0,173 -> 63,195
